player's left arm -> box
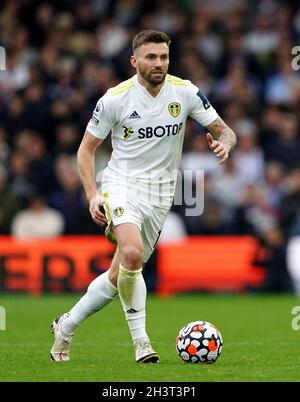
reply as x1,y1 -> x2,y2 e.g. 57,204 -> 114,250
205,117 -> 237,164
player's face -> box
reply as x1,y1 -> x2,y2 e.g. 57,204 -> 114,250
131,42 -> 169,85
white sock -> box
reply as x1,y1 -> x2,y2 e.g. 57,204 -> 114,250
61,270 -> 118,335
117,264 -> 148,342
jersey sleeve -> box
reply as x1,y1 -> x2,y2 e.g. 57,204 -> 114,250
188,83 -> 218,127
86,92 -> 116,139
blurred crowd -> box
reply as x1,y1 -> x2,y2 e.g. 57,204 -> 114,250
0,0 -> 300,269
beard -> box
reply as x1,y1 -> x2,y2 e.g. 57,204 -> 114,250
138,65 -> 167,85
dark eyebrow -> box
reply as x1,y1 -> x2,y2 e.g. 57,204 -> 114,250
145,53 -> 168,57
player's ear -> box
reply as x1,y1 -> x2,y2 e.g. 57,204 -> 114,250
130,55 -> 137,68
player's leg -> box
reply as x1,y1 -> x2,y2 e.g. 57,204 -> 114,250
50,247 -> 120,361
127,204 -> 169,362
113,222 -> 159,363
64,246 -> 120,327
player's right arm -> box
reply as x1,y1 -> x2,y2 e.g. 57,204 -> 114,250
78,92 -> 116,226
77,131 -> 106,226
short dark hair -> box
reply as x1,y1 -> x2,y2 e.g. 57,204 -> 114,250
132,30 -> 171,52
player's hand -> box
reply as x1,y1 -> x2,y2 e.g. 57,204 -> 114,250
206,133 -> 230,165
89,194 -> 107,226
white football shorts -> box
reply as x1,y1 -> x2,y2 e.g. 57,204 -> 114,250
101,182 -> 171,263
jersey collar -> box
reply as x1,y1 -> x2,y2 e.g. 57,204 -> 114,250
133,74 -> 166,101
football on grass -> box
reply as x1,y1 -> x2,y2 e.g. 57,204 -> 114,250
176,320 -> 223,364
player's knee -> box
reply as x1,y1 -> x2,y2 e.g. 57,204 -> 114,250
108,270 -> 118,286
121,244 -> 144,269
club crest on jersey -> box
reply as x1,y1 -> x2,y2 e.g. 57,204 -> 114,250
122,125 -> 133,140
113,207 -> 124,217
168,102 -> 181,118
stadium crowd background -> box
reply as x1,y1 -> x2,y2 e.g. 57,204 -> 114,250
0,0 -> 300,291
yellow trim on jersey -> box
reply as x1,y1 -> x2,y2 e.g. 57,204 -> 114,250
103,192 -> 111,224
167,82 -> 190,86
111,78 -> 132,90
166,74 -> 190,86
103,192 -> 117,244
166,74 -> 188,81
166,80 -> 190,86
110,84 -> 134,96
109,79 -> 134,96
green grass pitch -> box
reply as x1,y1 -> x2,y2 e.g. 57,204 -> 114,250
0,293 -> 299,382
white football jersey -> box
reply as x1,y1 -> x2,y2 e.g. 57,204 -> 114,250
86,74 -> 218,201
